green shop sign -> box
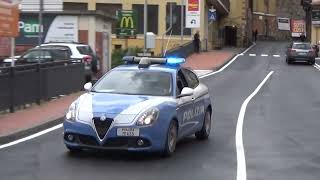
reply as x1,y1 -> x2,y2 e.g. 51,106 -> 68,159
116,10 -> 137,39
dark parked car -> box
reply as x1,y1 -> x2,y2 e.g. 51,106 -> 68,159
40,42 -> 99,82
286,42 -> 316,65
3,47 -> 70,66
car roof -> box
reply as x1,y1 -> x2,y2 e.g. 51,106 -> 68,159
40,43 -> 88,47
113,64 -> 179,74
293,42 -> 310,44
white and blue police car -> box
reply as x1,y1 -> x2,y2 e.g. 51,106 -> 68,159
63,56 -> 212,156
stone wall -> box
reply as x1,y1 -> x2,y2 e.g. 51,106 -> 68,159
253,0 -> 305,40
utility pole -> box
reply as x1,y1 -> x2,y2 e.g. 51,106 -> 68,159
38,0 -> 43,46
144,0 -> 148,54
180,0 -> 184,46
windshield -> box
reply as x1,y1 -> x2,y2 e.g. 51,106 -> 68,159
93,70 -> 172,96
292,43 -> 311,49
76,46 -> 94,55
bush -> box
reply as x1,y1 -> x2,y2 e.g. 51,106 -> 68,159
111,47 -> 143,68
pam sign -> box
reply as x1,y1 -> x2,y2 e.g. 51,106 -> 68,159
116,10 -> 137,39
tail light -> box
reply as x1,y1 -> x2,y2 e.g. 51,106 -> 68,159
308,50 -> 315,56
288,49 -> 296,55
83,55 -> 92,63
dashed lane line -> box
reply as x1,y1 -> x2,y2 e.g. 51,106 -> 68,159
261,54 -> 268,57
249,54 -> 256,57
273,55 -> 281,57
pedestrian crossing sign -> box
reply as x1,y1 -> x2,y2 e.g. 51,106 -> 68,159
208,9 -> 217,22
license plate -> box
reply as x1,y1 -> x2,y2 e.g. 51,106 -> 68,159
117,128 -> 139,136
298,52 -> 307,56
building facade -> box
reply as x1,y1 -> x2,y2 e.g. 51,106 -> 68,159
252,0 -> 305,40
63,0 -> 233,55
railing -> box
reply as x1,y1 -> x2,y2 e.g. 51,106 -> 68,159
165,41 -> 194,58
0,61 -> 85,112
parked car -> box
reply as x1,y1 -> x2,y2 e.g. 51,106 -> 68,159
40,42 -> 99,82
63,57 -> 213,156
286,42 -> 316,65
3,47 -> 70,66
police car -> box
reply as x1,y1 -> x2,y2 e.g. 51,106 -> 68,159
63,56 -> 212,156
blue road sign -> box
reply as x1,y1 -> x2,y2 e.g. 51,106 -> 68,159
208,9 -> 217,21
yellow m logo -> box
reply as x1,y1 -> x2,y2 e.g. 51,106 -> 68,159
120,16 -> 134,29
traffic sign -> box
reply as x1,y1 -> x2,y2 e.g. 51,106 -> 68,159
208,9 -> 217,22
186,0 -> 201,28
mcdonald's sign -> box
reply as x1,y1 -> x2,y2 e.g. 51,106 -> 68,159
116,10 -> 137,39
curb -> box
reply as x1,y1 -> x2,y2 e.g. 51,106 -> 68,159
0,117 -> 63,145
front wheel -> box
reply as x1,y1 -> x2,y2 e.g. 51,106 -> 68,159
162,121 -> 178,157
195,109 -> 211,140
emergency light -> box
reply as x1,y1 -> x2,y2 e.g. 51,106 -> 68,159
122,56 -> 185,68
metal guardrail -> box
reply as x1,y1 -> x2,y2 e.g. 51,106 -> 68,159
0,61 -> 85,113
165,41 -> 194,59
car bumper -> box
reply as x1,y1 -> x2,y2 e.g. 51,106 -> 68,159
63,120 -> 167,152
288,56 -> 315,62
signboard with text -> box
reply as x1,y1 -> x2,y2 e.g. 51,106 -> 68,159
277,18 -> 290,31
186,0 -> 201,28
291,19 -> 305,37
116,10 -> 137,39
0,1 -> 20,37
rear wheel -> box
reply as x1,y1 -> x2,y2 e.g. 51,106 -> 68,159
195,109 -> 211,140
162,121 -> 178,157
310,60 -> 315,65
286,58 -> 291,64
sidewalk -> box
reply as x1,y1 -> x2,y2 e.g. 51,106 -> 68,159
0,47 -> 242,144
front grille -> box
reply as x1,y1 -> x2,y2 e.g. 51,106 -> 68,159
93,117 -> 113,139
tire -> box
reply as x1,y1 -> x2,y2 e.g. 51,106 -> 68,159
310,60 -> 315,65
286,58 -> 291,64
195,109 -> 211,140
162,121 -> 178,157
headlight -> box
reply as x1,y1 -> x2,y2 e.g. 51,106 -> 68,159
136,108 -> 159,126
66,101 -> 78,121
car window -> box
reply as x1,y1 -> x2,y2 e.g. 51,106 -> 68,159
22,50 -> 52,62
76,46 -> 94,55
182,68 -> 199,89
176,70 -> 189,95
41,45 -> 72,55
93,70 -> 172,96
292,43 -> 311,49
50,50 -> 70,60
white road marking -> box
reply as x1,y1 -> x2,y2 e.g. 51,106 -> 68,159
261,54 -> 268,57
199,43 -> 257,79
236,71 -> 274,180
249,54 -> 256,57
273,55 -> 280,57
0,43 -> 258,149
194,70 -> 214,77
314,63 -> 320,71
0,124 -> 63,149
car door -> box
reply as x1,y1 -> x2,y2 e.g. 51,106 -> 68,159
182,68 -> 206,131
176,69 -> 195,138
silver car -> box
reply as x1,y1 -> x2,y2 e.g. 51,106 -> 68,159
286,42 -> 316,65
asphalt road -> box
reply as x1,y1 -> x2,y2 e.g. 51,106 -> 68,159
1,41 -> 320,180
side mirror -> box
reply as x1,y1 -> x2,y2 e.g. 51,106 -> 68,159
178,87 -> 194,98
84,82 -> 92,92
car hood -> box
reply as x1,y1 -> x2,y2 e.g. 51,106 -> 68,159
76,93 -> 174,124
